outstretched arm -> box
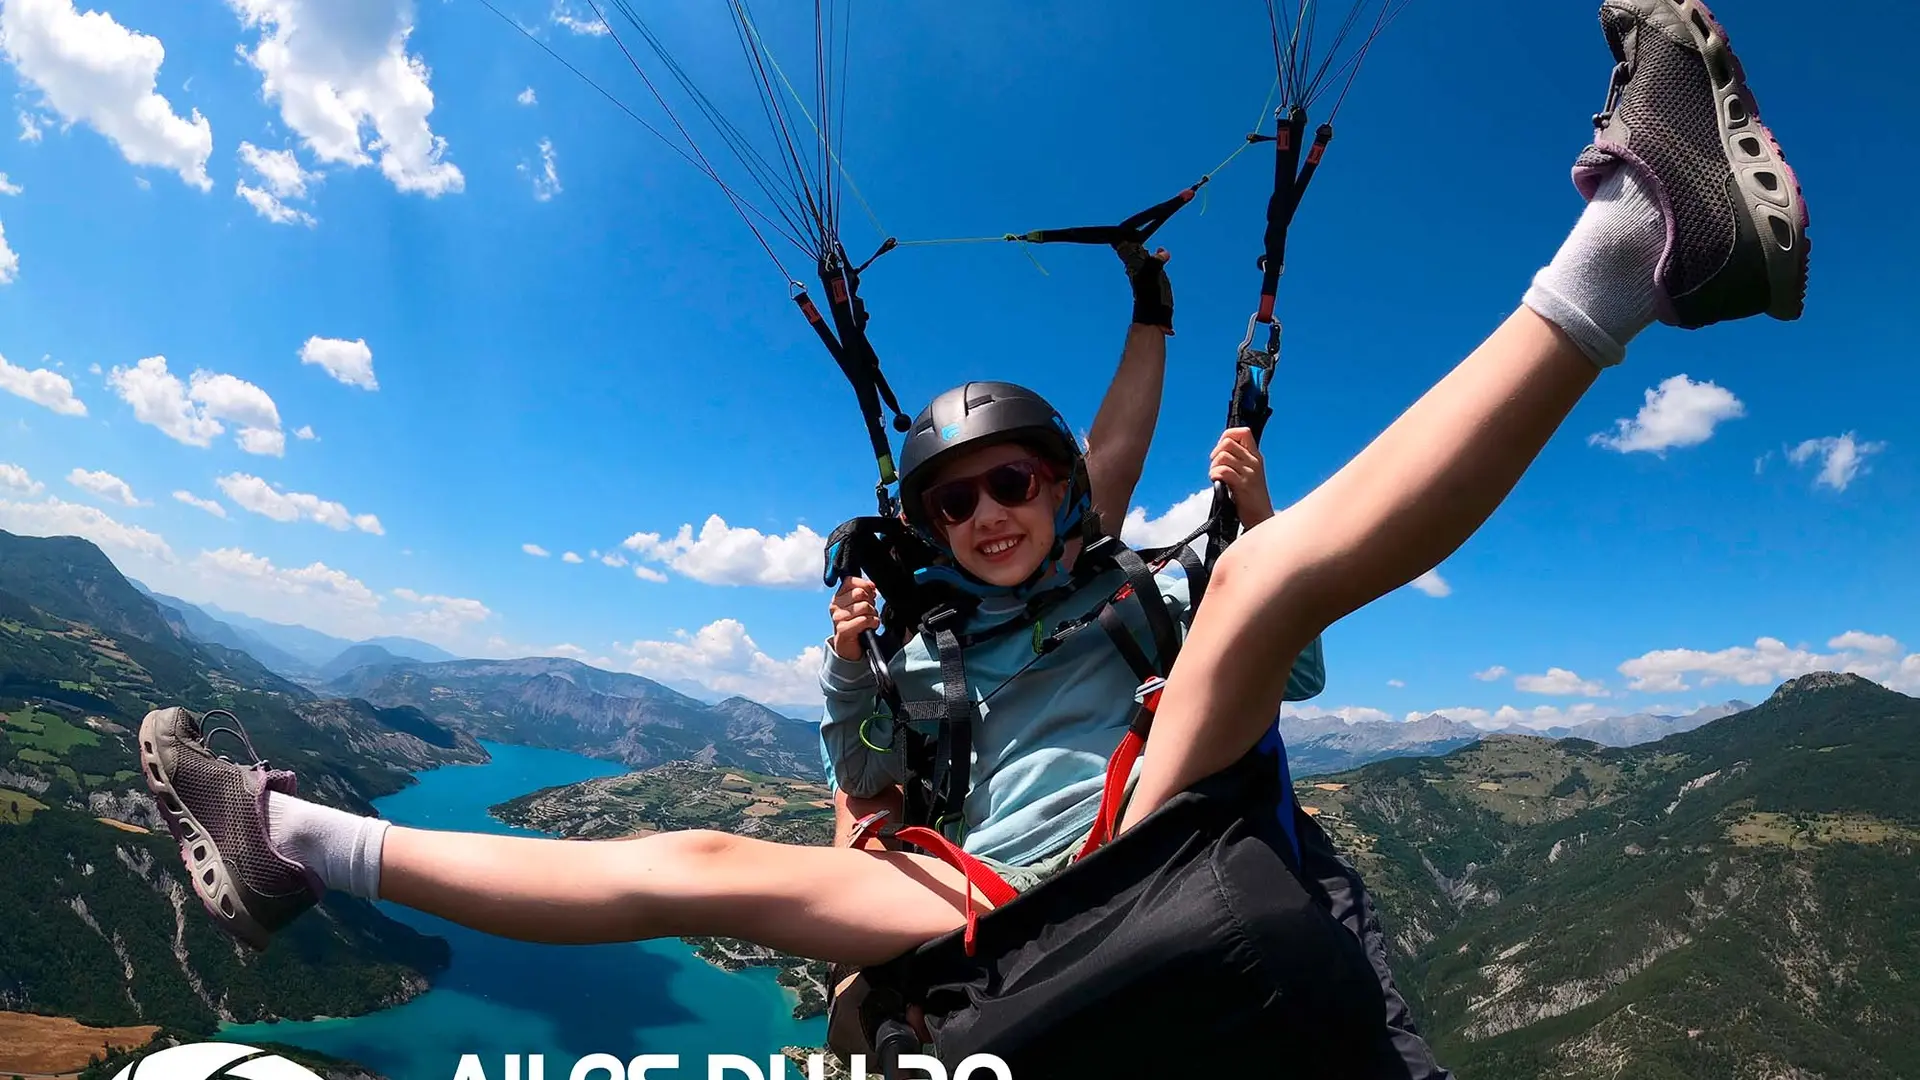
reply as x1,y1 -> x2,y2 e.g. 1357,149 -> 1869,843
1084,246 -> 1175,536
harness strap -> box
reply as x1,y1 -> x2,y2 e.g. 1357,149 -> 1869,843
1110,544 -> 1182,673
892,825 -> 1018,957
929,620 -> 974,831
1076,679 -> 1163,859
1097,605 -> 1157,685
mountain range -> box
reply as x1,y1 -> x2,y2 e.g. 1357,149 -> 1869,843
1299,671 -> 1920,1078
0,529 -> 485,1038
125,580 -> 459,682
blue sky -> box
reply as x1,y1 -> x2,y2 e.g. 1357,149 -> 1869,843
0,0 -> 1914,720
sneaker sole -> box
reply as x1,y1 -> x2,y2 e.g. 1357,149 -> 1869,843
1667,0 -> 1810,321
139,709 -> 274,952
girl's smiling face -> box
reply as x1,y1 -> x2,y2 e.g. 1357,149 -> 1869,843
921,441 -> 1069,587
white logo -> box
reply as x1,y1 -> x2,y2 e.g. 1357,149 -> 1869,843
111,1043 -> 326,1080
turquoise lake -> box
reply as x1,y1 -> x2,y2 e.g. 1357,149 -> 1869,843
222,741 -> 826,1079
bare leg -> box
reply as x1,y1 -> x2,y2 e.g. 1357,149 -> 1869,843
380,824 -> 972,967
1122,309 -> 1597,829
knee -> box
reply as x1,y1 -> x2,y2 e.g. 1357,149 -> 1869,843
649,828 -> 743,864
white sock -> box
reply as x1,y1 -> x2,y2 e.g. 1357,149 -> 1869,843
1523,165 -> 1665,368
267,791 -> 391,901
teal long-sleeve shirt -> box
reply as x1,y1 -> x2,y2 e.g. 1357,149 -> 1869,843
819,567 -> 1326,868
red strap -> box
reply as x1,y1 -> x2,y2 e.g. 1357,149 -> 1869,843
1076,683 -> 1163,860
895,825 -> 1018,956
849,810 -> 891,848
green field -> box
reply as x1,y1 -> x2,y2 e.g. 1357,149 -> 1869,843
0,787 -> 48,824
4,707 -> 102,755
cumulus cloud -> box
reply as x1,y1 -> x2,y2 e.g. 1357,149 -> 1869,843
299,336 -> 377,390
172,490 -> 226,518
0,494 -> 173,561
67,467 -> 142,506
1120,488 -> 1211,551
1409,569 -> 1451,598
634,565 -> 667,583
1589,374 -> 1744,454
550,0 -> 609,35
106,356 -> 284,454
522,543 -> 549,557
295,425 -> 316,440
519,136 -> 559,202
0,172 -> 19,195
235,141 -> 318,226
613,619 -> 824,707
216,473 -> 383,533
598,550 -> 628,568
1285,704 -> 1396,726
1473,665 -> 1509,682
390,587 -> 491,636
228,0 -> 463,197
517,86 -> 536,106
1,462 -> 44,495
1617,631 -> 1919,694
0,0 -> 213,189
1787,432 -> 1886,492
18,110 -> 44,142
0,351 -> 86,415
561,551 -> 582,564
1387,679 -> 1405,688
1513,666 -> 1610,697
195,545 -> 377,609
0,218 -> 16,284
624,515 -> 825,588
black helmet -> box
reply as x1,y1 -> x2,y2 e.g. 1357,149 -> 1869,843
897,381 -> 1086,531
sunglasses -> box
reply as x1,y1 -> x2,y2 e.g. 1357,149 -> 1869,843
922,458 -> 1058,528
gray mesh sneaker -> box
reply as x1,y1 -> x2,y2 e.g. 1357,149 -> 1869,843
139,707 -> 322,950
1575,0 -> 1809,329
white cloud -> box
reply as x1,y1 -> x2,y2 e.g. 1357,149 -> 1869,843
66,467 -> 142,506
1787,432 -> 1886,492
106,356 -> 285,454
1120,488 -> 1211,550
1387,678 -> 1405,688
613,619 -> 824,707
623,515 -> 825,588
519,136 -> 559,202
1616,632 -> 1918,694
550,1 -> 608,35
1829,631 -> 1899,656
0,494 -> 173,561
18,110 -> 44,141
1513,666 -> 1610,697
390,587 -> 491,635
522,542 -> 549,557
0,351 -> 86,415
1472,665 -> 1509,682
516,86 -> 536,106
1285,704 -> 1396,726
1409,569 -> 1451,598
561,551 -> 582,564
236,140 -> 318,226
599,550 -> 628,568
633,565 -> 667,583
1,463 -> 44,495
299,336 -> 377,390
295,424 -> 315,440
1589,374 -> 1744,454
172,490 -> 226,518
195,545 -> 377,609
0,0 -> 213,189
0,218 -> 16,284
0,172 -> 19,195
228,0 -> 464,197
216,472 -> 383,533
